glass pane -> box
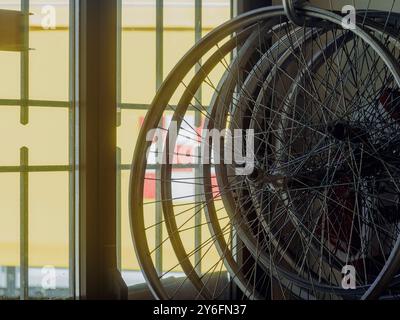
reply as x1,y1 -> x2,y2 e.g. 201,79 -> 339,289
0,53 -> 20,99
0,174 -> 19,298
202,0 -> 231,105
26,108 -> 69,166
203,0 -> 230,31
120,170 -> 146,286
118,109 -> 146,286
118,0 -> 232,288
0,0 -> 74,300
0,107 -> 69,166
29,172 -> 69,299
30,1 -> 70,101
163,0 -> 195,77
121,0 -> 156,105
0,106 -> 21,166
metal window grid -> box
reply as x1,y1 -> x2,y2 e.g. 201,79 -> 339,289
116,0 -> 234,278
0,0 -> 234,298
0,0 -> 78,300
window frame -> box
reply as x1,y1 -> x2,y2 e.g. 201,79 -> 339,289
0,0 -> 269,300
0,0 -> 78,300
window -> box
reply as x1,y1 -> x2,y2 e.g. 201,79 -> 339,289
117,0 -> 232,287
0,0 -> 233,298
0,0 -> 76,299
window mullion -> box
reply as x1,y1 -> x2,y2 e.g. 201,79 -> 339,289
20,0 -> 30,301
69,0 -> 79,300
155,0 -> 164,276
78,0 -> 127,299
194,0 -> 203,275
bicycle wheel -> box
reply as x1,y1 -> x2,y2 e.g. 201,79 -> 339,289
129,4 -> 400,300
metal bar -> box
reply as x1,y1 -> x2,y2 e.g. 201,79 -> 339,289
194,0 -> 203,275
68,0 -> 77,299
156,0 -> 163,91
116,0 -> 122,128
155,0 -> 164,276
0,101 -> 144,111
6,267 -> 16,297
73,0 -> 80,299
20,0 -> 29,125
0,165 -> 71,173
0,101 -> 199,111
120,103 -> 151,110
20,146 -> 29,300
116,0 -> 122,272
0,99 -> 70,108
78,0 -> 126,299
116,147 -> 122,271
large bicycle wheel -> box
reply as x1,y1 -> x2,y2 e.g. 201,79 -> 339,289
129,4 -> 400,300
